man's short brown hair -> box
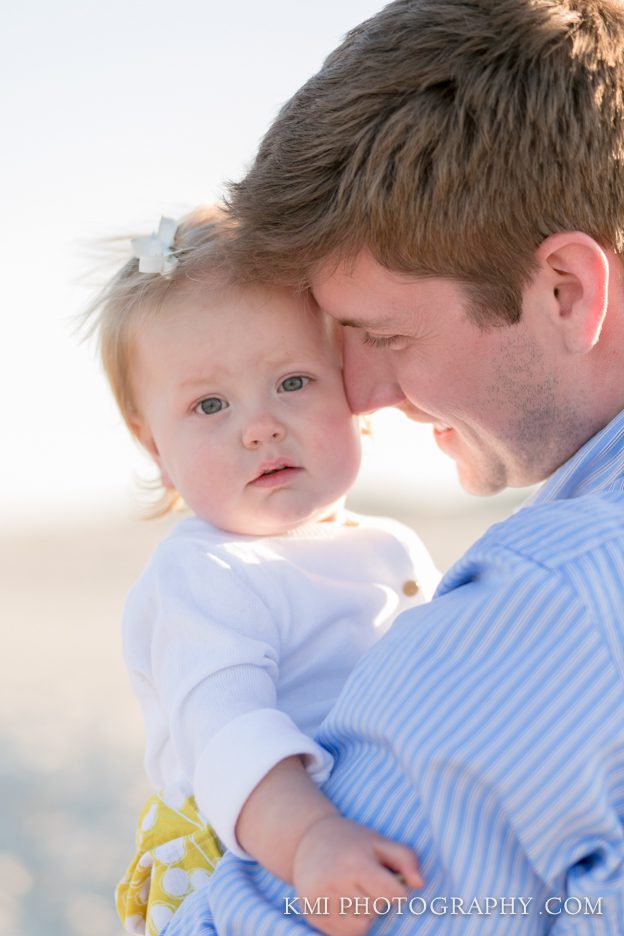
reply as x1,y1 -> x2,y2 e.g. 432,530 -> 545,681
228,0 -> 624,324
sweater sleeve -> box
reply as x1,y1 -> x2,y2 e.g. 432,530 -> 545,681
122,535 -> 333,857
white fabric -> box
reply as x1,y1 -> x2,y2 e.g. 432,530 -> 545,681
122,511 -> 439,857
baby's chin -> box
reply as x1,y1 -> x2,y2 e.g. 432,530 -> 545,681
200,497 -> 348,538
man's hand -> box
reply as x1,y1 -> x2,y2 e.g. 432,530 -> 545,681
293,814 -> 423,936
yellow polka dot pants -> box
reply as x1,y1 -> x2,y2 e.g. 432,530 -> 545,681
116,792 -> 223,935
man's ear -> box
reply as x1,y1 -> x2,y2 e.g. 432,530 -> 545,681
128,416 -> 175,489
535,232 -> 609,354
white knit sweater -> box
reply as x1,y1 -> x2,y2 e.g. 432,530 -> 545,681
122,511 -> 439,856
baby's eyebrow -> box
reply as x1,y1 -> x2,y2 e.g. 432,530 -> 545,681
179,375 -> 220,390
177,356 -> 326,391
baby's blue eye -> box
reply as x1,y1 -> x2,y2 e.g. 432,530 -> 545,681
195,397 -> 228,415
279,376 -> 309,393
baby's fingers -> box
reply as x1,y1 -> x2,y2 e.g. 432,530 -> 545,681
357,862 -> 418,908
372,838 -> 423,890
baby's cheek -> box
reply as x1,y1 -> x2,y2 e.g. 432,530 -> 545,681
327,423 -> 362,482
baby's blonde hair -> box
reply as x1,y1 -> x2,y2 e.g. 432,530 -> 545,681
85,206 -> 237,427
84,205 -> 239,514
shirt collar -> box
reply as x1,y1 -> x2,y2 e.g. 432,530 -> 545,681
528,408 -> 624,507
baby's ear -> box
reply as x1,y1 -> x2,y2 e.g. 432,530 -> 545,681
127,417 -> 175,490
127,415 -> 155,455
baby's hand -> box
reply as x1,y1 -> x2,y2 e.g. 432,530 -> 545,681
292,815 -> 423,936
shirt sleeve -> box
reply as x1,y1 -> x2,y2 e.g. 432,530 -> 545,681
123,536 -> 333,857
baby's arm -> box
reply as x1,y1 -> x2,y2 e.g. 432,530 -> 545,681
236,755 -> 423,936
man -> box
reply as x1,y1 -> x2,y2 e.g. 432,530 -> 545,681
166,0 -> 624,931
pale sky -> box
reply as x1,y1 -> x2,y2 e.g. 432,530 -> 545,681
2,0 -> 515,530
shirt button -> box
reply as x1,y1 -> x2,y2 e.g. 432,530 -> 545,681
402,579 -> 420,597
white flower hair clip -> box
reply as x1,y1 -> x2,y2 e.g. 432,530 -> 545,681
131,217 -> 178,275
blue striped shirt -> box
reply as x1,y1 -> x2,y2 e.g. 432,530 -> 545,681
165,409 -> 624,934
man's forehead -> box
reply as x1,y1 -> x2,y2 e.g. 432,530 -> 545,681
310,252 -> 438,327
310,251 -> 391,323
311,249 -> 377,287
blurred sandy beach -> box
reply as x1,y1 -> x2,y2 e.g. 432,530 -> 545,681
0,491 -> 523,936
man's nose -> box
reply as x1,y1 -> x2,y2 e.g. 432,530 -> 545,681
342,329 -> 406,415
242,410 -> 286,449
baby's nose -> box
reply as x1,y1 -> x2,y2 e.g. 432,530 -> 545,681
242,414 -> 286,448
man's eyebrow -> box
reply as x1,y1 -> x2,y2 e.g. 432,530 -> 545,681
337,317 -> 385,329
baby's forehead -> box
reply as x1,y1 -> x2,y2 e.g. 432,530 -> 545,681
174,278 -> 332,330
146,277 -> 340,362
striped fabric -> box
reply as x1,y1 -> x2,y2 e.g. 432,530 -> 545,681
164,410 -> 624,935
